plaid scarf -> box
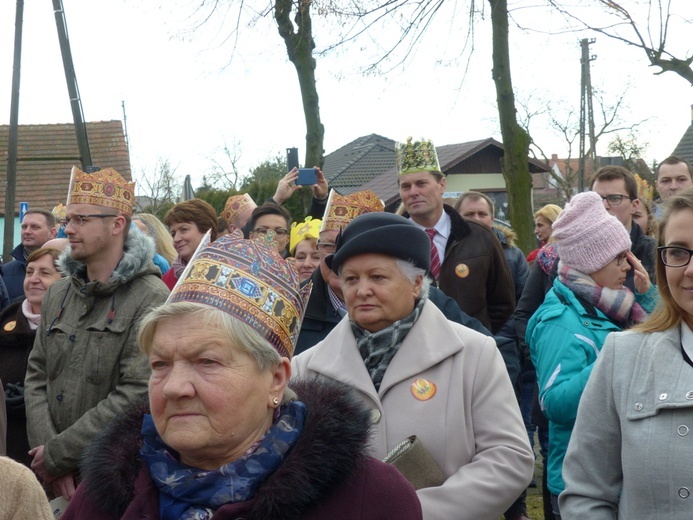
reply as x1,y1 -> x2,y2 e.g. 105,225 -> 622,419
558,262 -> 647,327
351,298 -> 425,391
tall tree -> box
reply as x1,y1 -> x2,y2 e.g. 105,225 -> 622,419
489,0 -> 534,253
275,0 -> 325,168
187,1 -> 325,170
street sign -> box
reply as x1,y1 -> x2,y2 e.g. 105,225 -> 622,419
19,202 -> 28,222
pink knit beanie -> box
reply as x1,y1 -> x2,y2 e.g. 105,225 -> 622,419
552,191 -> 631,274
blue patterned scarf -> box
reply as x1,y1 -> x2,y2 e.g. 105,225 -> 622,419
140,401 -> 306,520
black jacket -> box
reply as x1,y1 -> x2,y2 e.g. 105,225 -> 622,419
436,206 -> 515,334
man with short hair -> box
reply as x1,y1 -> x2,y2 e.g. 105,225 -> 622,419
25,167 -> 169,500
397,137 -> 515,334
4,209 -> 57,301
248,203 -> 292,255
589,165 -> 656,289
456,191 -> 529,302
655,156 -> 693,215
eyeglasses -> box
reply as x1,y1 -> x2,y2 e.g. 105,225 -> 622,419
658,246 -> 693,267
615,251 -> 628,266
316,242 -> 336,254
252,227 -> 288,238
601,194 -> 634,207
62,214 -> 117,227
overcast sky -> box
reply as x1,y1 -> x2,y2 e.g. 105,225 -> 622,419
0,0 -> 690,195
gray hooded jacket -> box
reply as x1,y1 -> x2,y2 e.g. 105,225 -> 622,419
25,230 -> 169,477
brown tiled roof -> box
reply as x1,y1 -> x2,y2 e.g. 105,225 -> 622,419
0,120 -> 131,215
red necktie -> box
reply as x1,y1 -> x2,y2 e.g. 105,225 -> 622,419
425,228 -> 441,280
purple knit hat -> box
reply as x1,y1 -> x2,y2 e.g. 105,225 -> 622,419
551,191 -> 631,274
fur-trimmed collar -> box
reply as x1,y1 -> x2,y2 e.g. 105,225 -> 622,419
58,229 -> 159,285
492,225 -> 517,248
80,377 -> 372,519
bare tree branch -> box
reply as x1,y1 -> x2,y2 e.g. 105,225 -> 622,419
545,0 -> 693,85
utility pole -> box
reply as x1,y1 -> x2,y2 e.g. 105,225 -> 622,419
578,38 -> 597,192
5,0 -> 24,262
53,0 -> 92,169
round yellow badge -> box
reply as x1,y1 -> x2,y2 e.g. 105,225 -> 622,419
455,263 -> 470,278
4,321 -> 16,332
411,378 -> 437,401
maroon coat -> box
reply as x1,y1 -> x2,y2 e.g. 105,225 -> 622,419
62,379 -> 422,520
0,302 -> 35,466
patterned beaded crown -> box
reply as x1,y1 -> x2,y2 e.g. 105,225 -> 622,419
67,166 -> 135,215
221,193 -> 257,227
320,189 -> 384,233
167,230 -> 310,358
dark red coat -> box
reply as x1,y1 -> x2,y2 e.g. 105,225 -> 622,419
0,302 -> 35,466
62,379 -> 422,520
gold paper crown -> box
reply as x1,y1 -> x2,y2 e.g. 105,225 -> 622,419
320,190 -> 384,233
67,166 -> 135,216
52,203 -> 67,219
290,216 -> 322,254
167,229 -> 311,358
221,193 -> 257,227
395,137 -> 441,176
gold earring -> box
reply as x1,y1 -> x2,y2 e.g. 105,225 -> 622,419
273,397 -> 279,405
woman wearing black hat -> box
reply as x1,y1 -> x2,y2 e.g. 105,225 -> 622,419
292,212 -> 534,520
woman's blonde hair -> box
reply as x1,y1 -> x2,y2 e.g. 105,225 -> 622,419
534,204 -> 562,224
635,188 -> 693,333
132,213 -> 177,265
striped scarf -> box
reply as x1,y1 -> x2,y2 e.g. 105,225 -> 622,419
558,262 -> 647,327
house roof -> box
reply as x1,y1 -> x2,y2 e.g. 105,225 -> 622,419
361,137 -> 549,206
672,121 -> 693,165
322,134 -> 396,192
0,120 -> 131,215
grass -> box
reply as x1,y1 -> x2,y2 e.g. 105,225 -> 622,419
525,453 -> 545,519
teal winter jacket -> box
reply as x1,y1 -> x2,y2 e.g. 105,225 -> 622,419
526,279 -> 656,496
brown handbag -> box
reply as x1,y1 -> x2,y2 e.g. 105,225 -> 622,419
383,435 -> 446,490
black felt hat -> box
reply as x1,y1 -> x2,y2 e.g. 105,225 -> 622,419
326,212 -> 431,275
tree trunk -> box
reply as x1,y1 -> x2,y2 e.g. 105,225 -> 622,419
489,0 -> 535,254
275,0 -> 325,169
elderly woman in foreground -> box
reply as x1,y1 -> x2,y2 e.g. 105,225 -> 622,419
560,188 -> 693,518
292,212 -> 534,520
61,230 -> 421,520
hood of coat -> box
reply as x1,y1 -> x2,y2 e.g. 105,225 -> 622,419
492,226 -> 517,248
58,229 -> 160,287
79,377 -> 373,520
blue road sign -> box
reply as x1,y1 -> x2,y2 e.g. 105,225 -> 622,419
19,202 -> 29,223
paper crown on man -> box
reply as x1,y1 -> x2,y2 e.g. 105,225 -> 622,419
290,216 -> 322,255
221,193 -> 257,227
395,137 -> 442,176
166,229 -> 311,359
66,166 -> 136,216
319,189 -> 384,233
